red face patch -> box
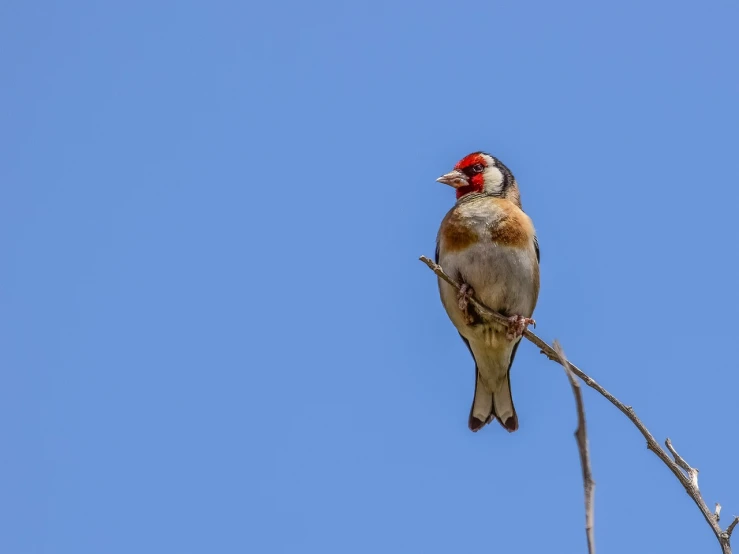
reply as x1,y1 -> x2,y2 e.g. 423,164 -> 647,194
454,153 -> 487,171
454,153 -> 487,199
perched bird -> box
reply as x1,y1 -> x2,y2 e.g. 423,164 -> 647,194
435,152 -> 540,432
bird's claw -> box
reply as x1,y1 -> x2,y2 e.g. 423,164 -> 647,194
457,283 -> 472,310
457,283 -> 477,325
506,315 -> 535,340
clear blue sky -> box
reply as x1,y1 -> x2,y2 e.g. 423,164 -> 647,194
3,1 -> 738,552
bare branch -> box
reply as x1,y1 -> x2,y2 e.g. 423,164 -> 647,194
420,255 -> 735,554
666,438 -> 700,490
554,341 -> 595,554
728,517 -> 739,538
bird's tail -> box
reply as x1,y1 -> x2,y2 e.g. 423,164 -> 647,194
469,368 -> 494,432
492,372 -> 518,432
468,368 -> 518,433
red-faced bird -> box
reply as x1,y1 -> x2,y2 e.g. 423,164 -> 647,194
435,152 -> 540,432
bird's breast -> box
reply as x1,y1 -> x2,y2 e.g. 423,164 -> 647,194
439,242 -> 538,318
436,197 -> 539,334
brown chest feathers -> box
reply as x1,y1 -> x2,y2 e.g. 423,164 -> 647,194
439,197 -> 534,253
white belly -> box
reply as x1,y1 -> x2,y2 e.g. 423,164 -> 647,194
437,241 -> 538,339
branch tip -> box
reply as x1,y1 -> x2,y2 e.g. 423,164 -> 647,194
727,517 -> 739,538
553,340 -> 595,554
665,438 -> 700,490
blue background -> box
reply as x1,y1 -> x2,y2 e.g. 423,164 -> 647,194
3,1 -> 738,552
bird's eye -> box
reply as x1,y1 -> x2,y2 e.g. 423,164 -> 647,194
471,163 -> 484,173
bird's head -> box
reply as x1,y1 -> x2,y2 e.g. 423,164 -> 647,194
436,152 -> 520,205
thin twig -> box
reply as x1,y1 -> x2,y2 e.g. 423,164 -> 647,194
420,255 -> 735,554
666,438 -> 700,490
728,517 -> 739,538
554,341 -> 595,554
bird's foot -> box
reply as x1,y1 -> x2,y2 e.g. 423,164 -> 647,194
457,283 -> 477,325
506,315 -> 535,340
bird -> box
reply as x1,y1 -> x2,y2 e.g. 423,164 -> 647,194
434,152 -> 540,433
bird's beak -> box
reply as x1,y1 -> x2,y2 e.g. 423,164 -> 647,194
436,170 -> 469,188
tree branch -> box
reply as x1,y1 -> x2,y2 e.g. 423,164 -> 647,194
419,255 -> 735,553
728,517 -> 739,539
554,341 -> 595,554
666,437 -> 700,490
